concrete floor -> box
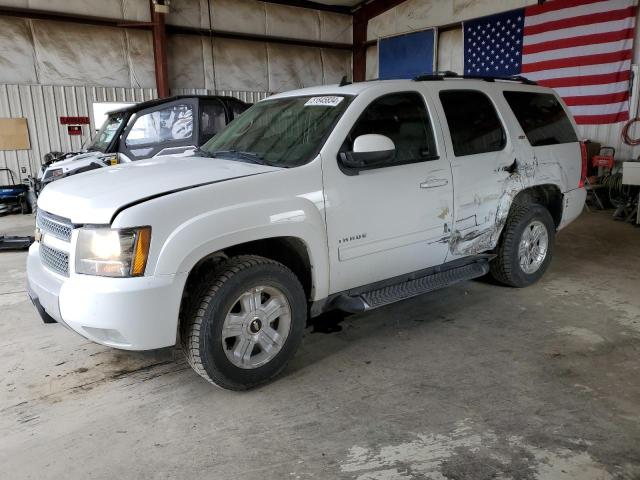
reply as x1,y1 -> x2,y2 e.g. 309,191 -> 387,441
1,211 -> 639,480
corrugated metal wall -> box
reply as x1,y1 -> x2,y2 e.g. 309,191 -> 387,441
0,84 -> 269,184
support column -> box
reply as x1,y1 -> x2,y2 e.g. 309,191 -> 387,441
353,10 -> 367,82
150,0 -> 170,98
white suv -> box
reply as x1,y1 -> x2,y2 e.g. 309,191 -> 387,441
27,76 -> 586,390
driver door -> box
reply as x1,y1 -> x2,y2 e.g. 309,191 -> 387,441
322,91 -> 454,293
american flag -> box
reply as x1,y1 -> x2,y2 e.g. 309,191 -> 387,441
464,0 -> 637,125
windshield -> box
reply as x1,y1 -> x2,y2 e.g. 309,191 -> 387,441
85,112 -> 128,152
201,95 -> 352,167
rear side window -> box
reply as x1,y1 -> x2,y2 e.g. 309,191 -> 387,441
503,91 -> 578,146
200,101 -> 227,142
439,90 -> 506,157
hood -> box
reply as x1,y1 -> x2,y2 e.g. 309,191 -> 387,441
38,155 -> 281,224
51,151 -> 100,169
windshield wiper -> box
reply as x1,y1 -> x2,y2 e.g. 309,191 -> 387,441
209,150 -> 269,165
193,147 -> 215,158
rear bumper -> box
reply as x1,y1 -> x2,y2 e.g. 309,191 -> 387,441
27,242 -> 187,350
559,187 -> 586,230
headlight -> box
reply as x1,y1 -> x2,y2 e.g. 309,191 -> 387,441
76,227 -> 151,277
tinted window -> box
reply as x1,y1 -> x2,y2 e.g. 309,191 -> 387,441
439,90 -> 506,157
200,101 -> 226,143
345,92 -> 437,166
229,100 -> 249,119
503,91 -> 578,146
125,104 -> 193,147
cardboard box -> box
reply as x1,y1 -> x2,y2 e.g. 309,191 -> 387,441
0,118 -> 30,150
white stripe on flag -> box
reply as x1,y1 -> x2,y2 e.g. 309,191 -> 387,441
524,0 -> 635,26
523,18 -> 635,46
524,59 -> 631,81
522,38 -> 633,64
552,80 -> 630,97
568,101 -> 629,116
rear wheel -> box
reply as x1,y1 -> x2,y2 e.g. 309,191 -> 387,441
490,203 -> 555,287
180,255 -> 306,390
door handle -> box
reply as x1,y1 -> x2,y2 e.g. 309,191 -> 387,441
420,178 -> 449,189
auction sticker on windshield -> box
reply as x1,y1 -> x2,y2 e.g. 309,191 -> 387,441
304,96 -> 344,107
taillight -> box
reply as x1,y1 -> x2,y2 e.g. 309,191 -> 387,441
579,141 -> 587,188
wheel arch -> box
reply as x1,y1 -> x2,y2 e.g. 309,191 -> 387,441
178,236 -> 315,341
511,184 -> 563,229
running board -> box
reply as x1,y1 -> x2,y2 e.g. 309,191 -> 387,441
331,260 -> 490,313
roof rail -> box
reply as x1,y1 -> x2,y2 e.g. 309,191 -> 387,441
413,71 -> 459,81
413,71 -> 537,85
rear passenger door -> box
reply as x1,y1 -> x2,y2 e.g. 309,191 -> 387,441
434,88 -> 519,258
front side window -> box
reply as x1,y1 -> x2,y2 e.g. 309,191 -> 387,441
344,92 -> 437,167
503,91 -> 578,146
125,104 -> 194,147
202,95 -> 352,168
439,90 -> 506,157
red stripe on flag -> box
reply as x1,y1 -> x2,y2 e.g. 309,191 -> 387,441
536,70 -> 631,88
573,110 -> 629,124
525,0 -> 606,17
522,28 -> 635,55
523,6 -> 635,36
562,90 -> 629,106
522,49 -> 632,73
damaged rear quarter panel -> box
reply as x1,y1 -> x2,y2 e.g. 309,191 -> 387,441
448,143 -> 575,257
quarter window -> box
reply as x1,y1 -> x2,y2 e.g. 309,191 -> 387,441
345,92 -> 438,167
503,91 -> 578,146
200,101 -> 226,143
439,90 -> 506,157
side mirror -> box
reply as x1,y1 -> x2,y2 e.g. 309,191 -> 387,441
340,134 -> 395,171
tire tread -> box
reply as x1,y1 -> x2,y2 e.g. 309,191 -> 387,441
179,255 -> 300,389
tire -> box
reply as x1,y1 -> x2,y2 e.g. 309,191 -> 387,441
180,255 -> 307,390
490,203 -> 555,287
19,195 -> 31,215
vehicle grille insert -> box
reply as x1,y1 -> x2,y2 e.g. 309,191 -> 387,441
36,210 -> 73,242
40,243 -> 70,277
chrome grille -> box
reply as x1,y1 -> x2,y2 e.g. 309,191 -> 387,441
37,210 -> 73,242
40,244 -> 70,277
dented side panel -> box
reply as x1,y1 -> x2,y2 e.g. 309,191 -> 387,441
425,81 -> 580,260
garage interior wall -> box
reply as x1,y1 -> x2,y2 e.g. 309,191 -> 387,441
0,0 -> 352,181
364,0 -> 640,160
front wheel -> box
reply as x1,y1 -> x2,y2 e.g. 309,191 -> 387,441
180,255 -> 307,390
490,203 -> 555,287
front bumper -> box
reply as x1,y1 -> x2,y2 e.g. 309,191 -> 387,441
27,242 -> 187,350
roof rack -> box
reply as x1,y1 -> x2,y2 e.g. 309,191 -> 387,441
413,71 -> 537,85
